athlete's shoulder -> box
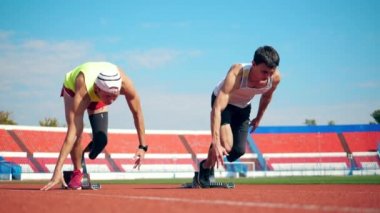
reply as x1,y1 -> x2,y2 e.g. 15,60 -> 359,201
228,63 -> 244,75
230,63 -> 243,69
239,63 -> 252,69
272,69 -> 281,85
231,63 -> 252,69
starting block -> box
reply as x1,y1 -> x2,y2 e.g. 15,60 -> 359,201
181,172 -> 235,189
62,171 -> 101,190
62,152 -> 101,190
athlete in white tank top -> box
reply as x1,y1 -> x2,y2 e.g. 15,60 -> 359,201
198,46 -> 281,188
213,63 -> 273,108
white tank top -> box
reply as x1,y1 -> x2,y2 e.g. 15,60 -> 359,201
213,63 -> 273,108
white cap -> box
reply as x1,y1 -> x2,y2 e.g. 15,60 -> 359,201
95,69 -> 122,94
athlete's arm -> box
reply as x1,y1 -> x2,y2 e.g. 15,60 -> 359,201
41,73 -> 89,190
211,64 -> 242,167
119,70 -> 146,169
250,70 -> 281,132
54,74 -> 88,175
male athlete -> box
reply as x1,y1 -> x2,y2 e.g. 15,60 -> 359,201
198,46 -> 281,187
41,62 -> 147,190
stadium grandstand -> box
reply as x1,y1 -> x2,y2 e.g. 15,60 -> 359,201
0,124 -> 379,180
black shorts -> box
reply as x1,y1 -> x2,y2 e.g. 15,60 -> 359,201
211,93 -> 250,161
211,93 -> 251,127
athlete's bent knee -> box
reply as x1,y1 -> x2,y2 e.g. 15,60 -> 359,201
226,147 -> 245,162
88,112 -> 109,160
89,132 -> 107,159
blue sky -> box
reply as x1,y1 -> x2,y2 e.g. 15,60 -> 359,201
0,0 -> 379,130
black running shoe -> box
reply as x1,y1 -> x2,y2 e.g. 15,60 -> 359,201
198,160 -> 211,188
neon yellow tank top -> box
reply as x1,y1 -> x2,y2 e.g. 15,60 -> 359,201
63,62 -> 119,102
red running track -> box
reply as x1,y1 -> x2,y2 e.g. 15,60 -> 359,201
0,183 -> 380,213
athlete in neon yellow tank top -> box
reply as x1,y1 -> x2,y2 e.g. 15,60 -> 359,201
64,62 -> 119,102
41,62 -> 148,191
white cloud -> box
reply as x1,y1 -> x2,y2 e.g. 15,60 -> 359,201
0,30 -> 13,40
0,37 -> 96,91
0,33 -> 206,129
122,48 -> 201,70
357,81 -> 379,89
0,35 -> 97,126
3,32 -> 375,131
124,48 -> 180,69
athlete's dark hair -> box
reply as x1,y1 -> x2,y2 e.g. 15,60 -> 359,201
253,45 -> 280,68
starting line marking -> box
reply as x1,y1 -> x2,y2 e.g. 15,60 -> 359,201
79,193 -> 379,213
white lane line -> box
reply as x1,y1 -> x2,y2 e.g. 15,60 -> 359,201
79,193 -> 380,213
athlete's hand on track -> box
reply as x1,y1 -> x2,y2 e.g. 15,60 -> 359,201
212,143 -> 228,168
40,174 -> 66,191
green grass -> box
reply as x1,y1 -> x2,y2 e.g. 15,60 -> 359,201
92,175 -> 380,185
231,175 -> 380,184
1,175 -> 379,185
